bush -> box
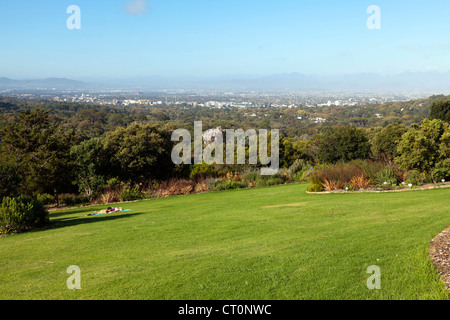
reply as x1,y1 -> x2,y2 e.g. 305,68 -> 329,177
59,193 -> 88,207
307,183 -> 324,192
287,159 -> 310,179
204,178 -> 224,191
215,180 -> 248,191
374,168 -> 398,186
432,166 -> 450,182
189,163 -> 219,180
35,193 -> 55,205
240,171 -> 260,184
405,170 -> 425,186
156,179 -> 195,197
120,186 -> 143,201
0,196 -> 49,234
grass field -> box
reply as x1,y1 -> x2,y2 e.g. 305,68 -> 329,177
1,183 -> 449,300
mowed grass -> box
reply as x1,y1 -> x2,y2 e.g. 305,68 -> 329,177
1,183 -> 449,300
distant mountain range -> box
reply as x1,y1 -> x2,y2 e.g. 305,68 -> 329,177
2,72 -> 450,92
0,77 -> 90,90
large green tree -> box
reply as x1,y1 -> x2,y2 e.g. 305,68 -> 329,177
71,137 -> 109,200
395,119 -> 450,174
103,122 -> 174,183
371,123 -> 408,162
0,109 -> 78,196
317,126 -> 371,164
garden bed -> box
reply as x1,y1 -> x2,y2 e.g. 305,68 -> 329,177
430,227 -> 450,291
306,183 -> 450,194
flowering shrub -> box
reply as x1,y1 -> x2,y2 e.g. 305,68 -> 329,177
307,160 -> 409,192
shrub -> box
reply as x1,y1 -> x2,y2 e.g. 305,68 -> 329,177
225,171 -> 241,182
194,179 -> 210,193
307,183 -> 324,192
215,180 -> 248,191
287,159 -> 310,178
120,186 -> 143,201
240,170 -> 260,185
189,163 -> 219,180
256,177 -> 283,187
0,196 -> 49,234
100,189 -> 120,204
374,168 -> 398,186
293,170 -> 308,182
59,193 -> 88,207
433,167 -> 450,182
156,179 -> 195,197
349,175 -> 373,190
35,193 -> 55,205
405,170 -> 425,186
433,160 -> 450,182
322,179 -> 343,191
306,172 -> 325,192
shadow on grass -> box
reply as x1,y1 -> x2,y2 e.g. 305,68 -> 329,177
48,207 -> 105,219
1,211 -> 144,238
44,211 -> 144,232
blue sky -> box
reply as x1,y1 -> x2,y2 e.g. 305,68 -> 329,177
1,0 -> 450,79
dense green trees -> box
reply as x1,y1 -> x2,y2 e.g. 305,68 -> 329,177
395,119 -> 450,180
317,126 -> 371,164
430,100 -> 450,123
371,123 -> 408,161
103,123 -> 175,183
1,97 -> 449,203
0,109 -> 77,197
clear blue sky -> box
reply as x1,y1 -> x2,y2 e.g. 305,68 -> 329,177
1,0 -> 450,79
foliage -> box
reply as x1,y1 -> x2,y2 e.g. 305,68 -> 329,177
371,123 -> 408,161
374,167 -> 398,186
0,156 -> 22,198
120,185 -> 143,202
430,99 -> 450,123
349,175 -> 373,190
58,193 -> 88,207
255,176 -> 284,187
405,170 -> 426,186
395,119 -> 450,175
306,183 -> 324,192
214,180 -> 248,191
35,193 -> 55,205
103,122 -> 174,183
0,196 -> 49,234
321,179 -> 343,191
432,159 -> 450,182
317,126 -> 371,164
155,179 -> 194,197
71,137 -> 108,200
0,109 -> 78,196
308,160 -> 403,192
189,162 -> 220,180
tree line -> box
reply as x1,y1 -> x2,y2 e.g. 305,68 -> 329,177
0,98 -> 449,202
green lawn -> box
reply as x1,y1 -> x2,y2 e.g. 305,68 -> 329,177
1,183 -> 449,300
